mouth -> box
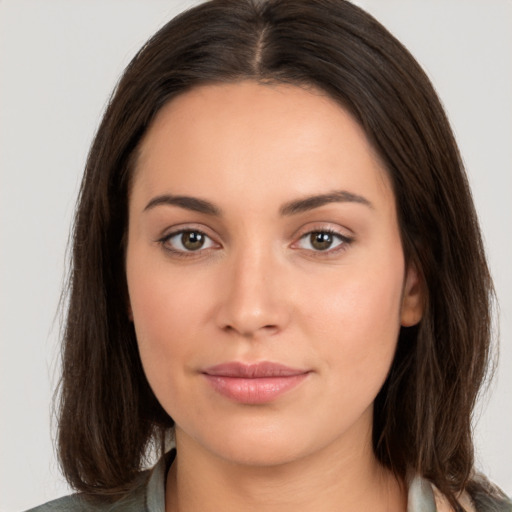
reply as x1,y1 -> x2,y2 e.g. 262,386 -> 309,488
202,362 -> 311,404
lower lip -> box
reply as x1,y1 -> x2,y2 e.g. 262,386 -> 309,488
203,374 -> 309,404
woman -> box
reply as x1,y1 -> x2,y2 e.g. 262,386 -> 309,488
26,0 -> 511,511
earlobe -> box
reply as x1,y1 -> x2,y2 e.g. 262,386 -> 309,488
400,264 -> 424,327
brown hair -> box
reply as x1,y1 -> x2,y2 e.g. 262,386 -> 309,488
58,0 -> 499,509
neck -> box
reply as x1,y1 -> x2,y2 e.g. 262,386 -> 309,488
165,427 -> 406,512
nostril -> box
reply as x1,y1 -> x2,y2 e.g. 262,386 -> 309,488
215,282 -> 289,337
222,323 -> 279,337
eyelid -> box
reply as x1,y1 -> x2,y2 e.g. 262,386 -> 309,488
291,222 -> 354,240
155,222 -> 354,258
157,224 -> 221,256
290,223 -> 355,254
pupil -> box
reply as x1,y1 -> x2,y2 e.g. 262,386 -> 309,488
311,232 -> 332,250
182,231 -> 204,250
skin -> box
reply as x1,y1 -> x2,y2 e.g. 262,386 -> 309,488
126,81 -> 423,512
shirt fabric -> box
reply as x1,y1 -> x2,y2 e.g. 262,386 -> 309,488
25,451 -> 510,512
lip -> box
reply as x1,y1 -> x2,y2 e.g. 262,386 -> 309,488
202,362 -> 310,404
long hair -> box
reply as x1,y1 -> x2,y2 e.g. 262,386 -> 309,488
58,0 -> 497,508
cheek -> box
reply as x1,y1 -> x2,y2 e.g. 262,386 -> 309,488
130,275 -> 200,341
126,255 -> 201,388
305,259 -> 403,334
127,243 -> 215,336
300,257 -> 404,385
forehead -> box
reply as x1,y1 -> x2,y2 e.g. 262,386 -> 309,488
132,81 -> 393,213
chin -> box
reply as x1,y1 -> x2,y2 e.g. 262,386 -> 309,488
214,438 -> 310,468
185,415 -> 336,469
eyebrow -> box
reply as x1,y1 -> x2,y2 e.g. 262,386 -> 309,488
143,189 -> 373,217
144,194 -> 221,216
279,190 -> 373,216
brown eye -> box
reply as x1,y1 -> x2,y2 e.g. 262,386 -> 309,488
162,229 -> 216,253
181,231 -> 205,250
295,230 -> 351,253
310,232 -> 335,251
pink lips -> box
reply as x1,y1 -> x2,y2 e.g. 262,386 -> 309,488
202,362 -> 310,404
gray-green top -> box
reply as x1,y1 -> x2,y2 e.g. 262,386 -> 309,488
25,452 -> 511,512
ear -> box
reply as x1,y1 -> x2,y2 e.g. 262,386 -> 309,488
400,263 -> 424,327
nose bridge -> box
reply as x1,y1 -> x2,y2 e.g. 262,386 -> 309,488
217,237 -> 288,336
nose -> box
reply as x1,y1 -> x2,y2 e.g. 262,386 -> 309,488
215,244 -> 290,338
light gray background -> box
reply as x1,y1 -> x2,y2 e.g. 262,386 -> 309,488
1,1 -> 510,511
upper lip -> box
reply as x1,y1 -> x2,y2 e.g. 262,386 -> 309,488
202,362 -> 309,378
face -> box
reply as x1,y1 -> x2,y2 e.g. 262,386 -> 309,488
126,81 -> 422,467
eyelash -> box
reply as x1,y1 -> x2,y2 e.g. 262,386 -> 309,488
158,229 -> 218,258
158,227 -> 354,258
293,228 -> 353,255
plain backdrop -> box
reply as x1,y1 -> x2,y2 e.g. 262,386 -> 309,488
0,1 -> 511,511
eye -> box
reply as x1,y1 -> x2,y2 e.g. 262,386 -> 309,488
161,229 -> 217,253
295,230 -> 350,252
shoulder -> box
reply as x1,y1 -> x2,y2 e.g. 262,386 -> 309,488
409,474 -> 512,512
24,493 -> 113,512
23,450 -> 174,512
23,488 -> 147,512
23,449 -> 173,512
23,473 -> 151,512
432,481 -> 512,512
469,486 -> 512,512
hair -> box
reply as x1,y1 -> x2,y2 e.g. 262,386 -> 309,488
57,0 -> 500,509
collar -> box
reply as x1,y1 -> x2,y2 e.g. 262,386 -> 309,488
145,451 -> 453,512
